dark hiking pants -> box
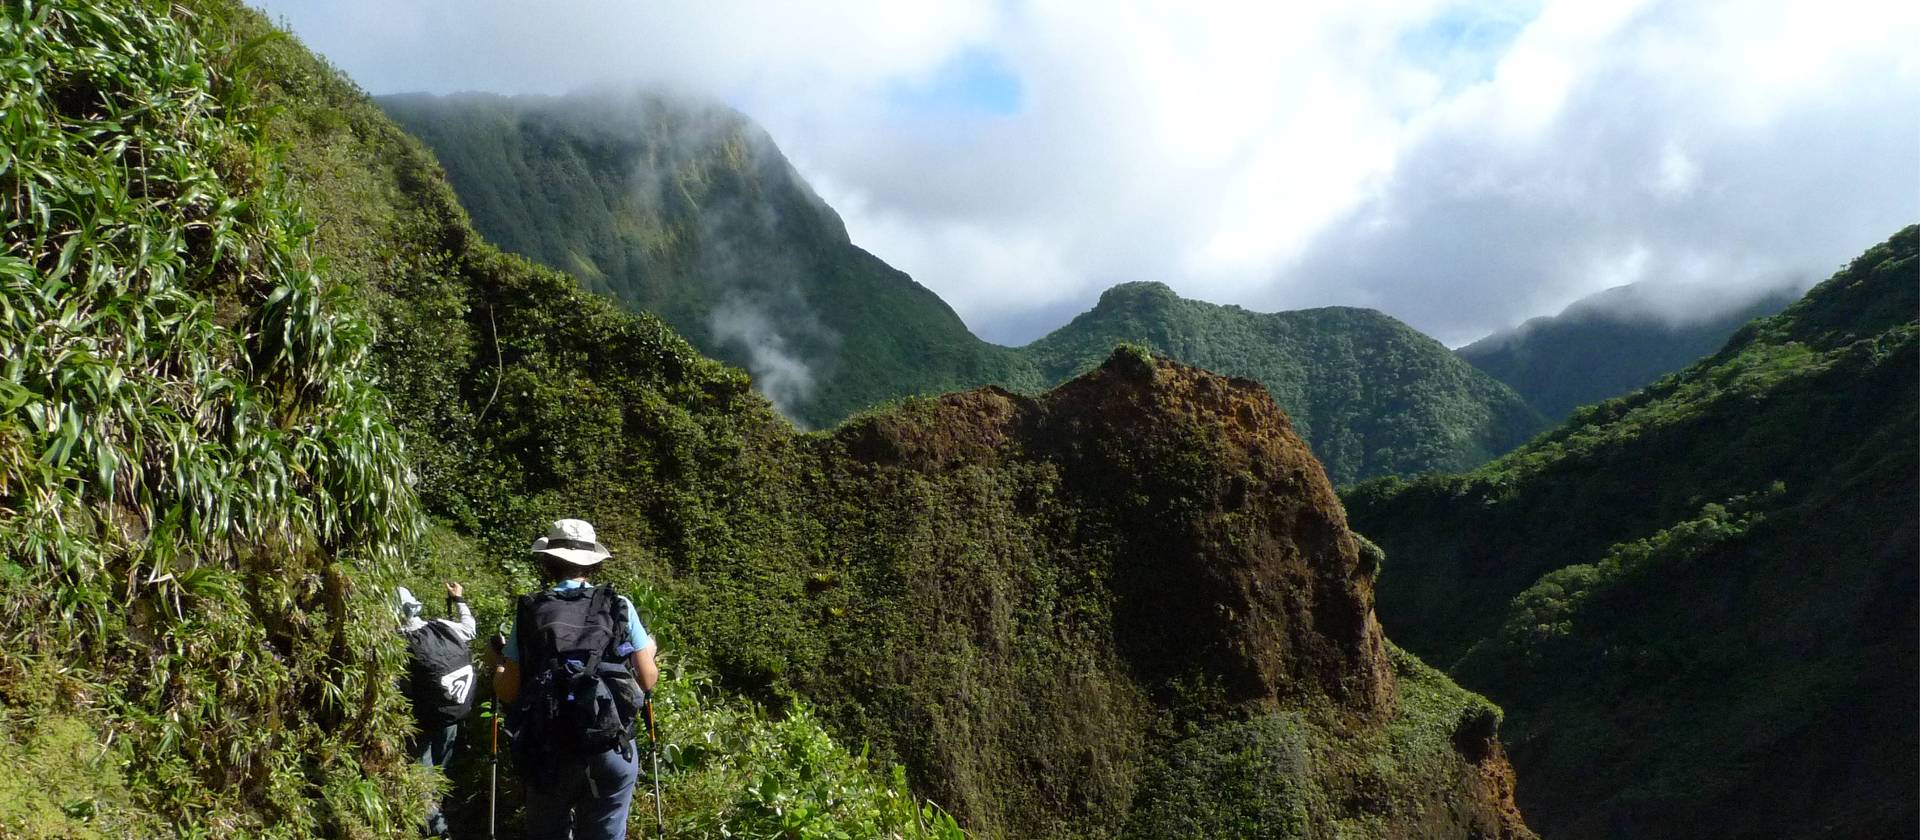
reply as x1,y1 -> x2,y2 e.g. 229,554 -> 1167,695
523,741 -> 639,840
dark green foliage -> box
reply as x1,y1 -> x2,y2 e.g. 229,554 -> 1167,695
378,95 -> 1546,482
1459,282 -> 1799,422
0,1 -> 425,834
1129,647 -> 1511,839
1345,226 -> 1920,838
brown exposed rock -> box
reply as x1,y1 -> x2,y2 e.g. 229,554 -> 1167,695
846,349 -> 1394,715
830,348 -> 1533,837
1035,350 -> 1395,717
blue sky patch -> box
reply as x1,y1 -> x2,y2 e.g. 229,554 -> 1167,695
888,49 -> 1024,117
1400,1 -> 1540,92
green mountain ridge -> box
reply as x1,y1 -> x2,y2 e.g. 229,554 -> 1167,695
378,90 -> 1547,484
1459,280 -> 1801,422
1344,226 -> 1919,838
375,90 -> 1040,427
1031,281 -> 1546,483
0,3 -> 1534,838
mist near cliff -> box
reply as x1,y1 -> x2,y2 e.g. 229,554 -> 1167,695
251,0 -> 1918,346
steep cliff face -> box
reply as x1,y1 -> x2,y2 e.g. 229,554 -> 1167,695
840,352 -> 1392,714
816,351 -> 1532,837
378,90 -> 1041,427
1035,354 -> 1394,714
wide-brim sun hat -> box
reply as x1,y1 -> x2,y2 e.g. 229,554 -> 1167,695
533,518 -> 611,567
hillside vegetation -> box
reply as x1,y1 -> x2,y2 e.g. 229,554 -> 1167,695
1345,227 -> 1919,838
1459,281 -> 1798,422
1,2 -> 1536,838
0,2 -> 425,834
379,91 -> 1546,484
377,91 -> 1041,428
1028,282 -> 1544,483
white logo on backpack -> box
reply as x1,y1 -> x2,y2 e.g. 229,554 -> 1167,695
440,664 -> 475,704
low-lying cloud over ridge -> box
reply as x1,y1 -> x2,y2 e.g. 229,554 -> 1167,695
254,0 -> 1919,346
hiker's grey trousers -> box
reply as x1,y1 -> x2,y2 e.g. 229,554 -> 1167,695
523,740 -> 640,840
411,723 -> 458,837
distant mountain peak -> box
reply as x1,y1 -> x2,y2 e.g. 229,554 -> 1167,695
1095,280 -> 1181,307
1459,278 -> 1800,422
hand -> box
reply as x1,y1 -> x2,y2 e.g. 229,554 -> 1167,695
445,581 -> 464,599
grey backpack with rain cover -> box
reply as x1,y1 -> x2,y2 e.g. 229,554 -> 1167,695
510,585 -> 645,779
403,621 -> 476,727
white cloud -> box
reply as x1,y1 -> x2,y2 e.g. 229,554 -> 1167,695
1277,0 -> 1920,344
251,0 -> 1920,346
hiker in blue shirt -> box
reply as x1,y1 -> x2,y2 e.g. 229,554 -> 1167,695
493,519 -> 659,840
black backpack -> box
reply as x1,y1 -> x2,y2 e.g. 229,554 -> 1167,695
510,585 -> 645,776
403,621 -> 476,727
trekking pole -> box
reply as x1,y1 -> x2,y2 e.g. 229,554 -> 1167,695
488,633 -> 506,840
644,697 -> 666,836
488,705 -> 500,840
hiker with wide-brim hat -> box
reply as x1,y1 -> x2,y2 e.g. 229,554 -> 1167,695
494,519 -> 659,840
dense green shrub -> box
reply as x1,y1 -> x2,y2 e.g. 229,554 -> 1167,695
1130,646 -> 1508,839
0,1 -> 424,834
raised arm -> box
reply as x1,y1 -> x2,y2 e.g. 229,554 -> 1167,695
443,582 -> 476,642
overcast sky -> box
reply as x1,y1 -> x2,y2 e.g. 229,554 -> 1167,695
250,0 -> 1918,346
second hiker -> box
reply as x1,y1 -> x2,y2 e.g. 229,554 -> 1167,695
398,581 -> 478,837
495,518 -> 659,840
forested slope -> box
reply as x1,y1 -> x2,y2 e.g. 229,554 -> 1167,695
1345,227 -> 1919,838
1459,282 -> 1799,422
0,3 -> 1536,838
381,92 -> 1547,483
1027,282 -> 1544,484
378,91 -> 1041,429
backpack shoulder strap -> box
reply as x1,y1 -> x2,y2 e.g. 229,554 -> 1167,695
583,585 -> 620,665
590,583 -> 618,620
514,591 -> 545,667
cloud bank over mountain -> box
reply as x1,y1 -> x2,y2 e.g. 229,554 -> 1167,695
252,0 -> 1919,345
